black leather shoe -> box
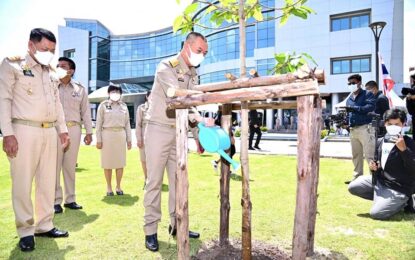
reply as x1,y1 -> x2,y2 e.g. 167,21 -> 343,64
254,146 -> 261,150
54,204 -> 63,214
145,233 -> 159,252
248,147 -> 255,150
35,228 -> 69,238
64,202 -> 83,210
168,225 -> 200,239
19,236 -> 35,252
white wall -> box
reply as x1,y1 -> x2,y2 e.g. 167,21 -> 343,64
275,0 -> 401,96
58,26 -> 89,89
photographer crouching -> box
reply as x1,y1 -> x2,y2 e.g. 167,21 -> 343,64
344,74 -> 376,184
404,67 -> 415,141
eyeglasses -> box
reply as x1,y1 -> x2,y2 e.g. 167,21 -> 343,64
348,82 -> 357,85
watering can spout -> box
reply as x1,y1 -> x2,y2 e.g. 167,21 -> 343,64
218,150 -> 240,171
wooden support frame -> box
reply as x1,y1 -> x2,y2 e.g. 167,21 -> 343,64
172,74 -> 321,260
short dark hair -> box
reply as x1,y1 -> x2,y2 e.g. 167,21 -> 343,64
186,32 -> 207,43
365,80 -> 378,89
30,28 -> 56,43
146,91 -> 151,98
348,74 -> 362,82
384,108 -> 407,123
108,85 -> 122,94
58,57 -> 76,70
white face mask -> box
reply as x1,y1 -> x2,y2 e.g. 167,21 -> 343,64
187,46 -> 204,67
34,49 -> 54,65
109,92 -> 121,102
386,125 -> 402,136
348,83 -> 360,93
56,67 -> 69,79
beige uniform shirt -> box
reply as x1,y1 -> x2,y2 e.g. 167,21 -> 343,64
59,80 -> 93,134
0,53 -> 67,136
135,102 -> 149,142
96,100 -> 132,143
145,54 -> 200,127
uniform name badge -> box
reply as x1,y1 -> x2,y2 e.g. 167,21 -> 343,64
72,91 -> 80,97
22,64 -> 34,77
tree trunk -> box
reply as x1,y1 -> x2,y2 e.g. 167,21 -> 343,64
176,109 -> 190,260
239,1 -> 252,259
292,95 -> 321,260
167,79 -> 319,109
219,104 -> 232,246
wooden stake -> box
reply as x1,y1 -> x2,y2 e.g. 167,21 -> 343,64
219,104 -> 232,246
292,95 -> 321,260
176,109 -> 190,260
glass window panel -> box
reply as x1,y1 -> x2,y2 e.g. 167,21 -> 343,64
360,15 -> 369,27
341,60 -> 350,73
340,18 -> 349,30
351,16 -> 360,29
361,58 -> 370,72
332,61 -> 341,74
351,59 -> 361,72
332,19 -> 341,31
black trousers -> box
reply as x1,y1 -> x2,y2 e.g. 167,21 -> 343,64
249,125 -> 262,147
413,119 -> 415,141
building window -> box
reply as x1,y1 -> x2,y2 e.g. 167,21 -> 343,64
257,58 -> 275,76
330,9 -> 370,32
64,49 -> 75,58
331,55 -> 371,75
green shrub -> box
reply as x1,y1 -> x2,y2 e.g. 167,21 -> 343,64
235,129 -> 241,137
321,129 -> 329,139
260,126 -> 268,132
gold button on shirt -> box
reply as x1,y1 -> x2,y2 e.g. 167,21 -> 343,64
0,53 -> 67,135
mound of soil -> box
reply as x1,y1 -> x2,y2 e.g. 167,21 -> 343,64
192,239 -> 291,260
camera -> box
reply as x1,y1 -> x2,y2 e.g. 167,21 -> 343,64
329,110 -> 349,128
401,87 -> 415,96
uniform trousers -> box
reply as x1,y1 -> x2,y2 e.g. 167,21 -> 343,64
9,124 -> 57,237
350,124 -> 375,178
143,123 -> 176,235
348,175 -> 408,219
55,125 -> 81,204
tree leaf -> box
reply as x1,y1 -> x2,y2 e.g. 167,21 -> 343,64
173,16 -> 183,32
301,5 -> 315,14
279,14 -> 289,26
292,8 -> 307,19
184,2 -> 199,15
253,7 -> 263,21
176,0 -> 180,4
206,5 -> 217,14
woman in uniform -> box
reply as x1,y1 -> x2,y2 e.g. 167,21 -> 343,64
96,85 -> 132,196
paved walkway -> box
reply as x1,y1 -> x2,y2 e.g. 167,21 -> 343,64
80,131 -> 352,159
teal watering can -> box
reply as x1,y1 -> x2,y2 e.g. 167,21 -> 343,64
198,123 -> 240,171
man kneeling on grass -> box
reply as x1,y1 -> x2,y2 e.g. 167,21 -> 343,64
348,108 -> 415,220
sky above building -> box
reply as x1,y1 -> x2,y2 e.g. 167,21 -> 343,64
0,0 -> 192,59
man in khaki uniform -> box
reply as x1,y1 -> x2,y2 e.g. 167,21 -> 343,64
0,28 -> 70,252
136,91 -> 151,189
54,57 -> 93,213
143,32 -> 214,252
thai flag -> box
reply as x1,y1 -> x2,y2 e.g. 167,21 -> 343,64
380,56 -> 394,107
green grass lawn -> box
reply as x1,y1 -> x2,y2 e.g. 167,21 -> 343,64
0,145 -> 414,259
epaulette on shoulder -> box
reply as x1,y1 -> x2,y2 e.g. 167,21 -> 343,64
169,58 -> 180,68
7,56 -> 24,62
